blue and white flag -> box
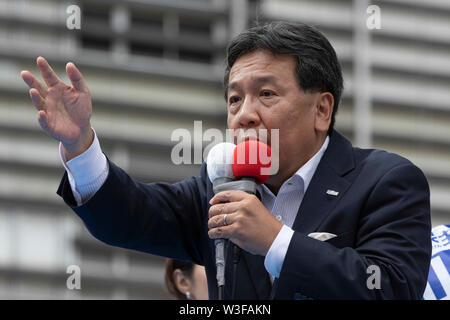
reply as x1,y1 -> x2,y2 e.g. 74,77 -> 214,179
423,224 -> 450,300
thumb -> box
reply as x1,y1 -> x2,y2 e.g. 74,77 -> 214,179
66,62 -> 88,92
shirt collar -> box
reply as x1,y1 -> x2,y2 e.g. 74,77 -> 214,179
259,135 -> 330,197
293,135 -> 329,193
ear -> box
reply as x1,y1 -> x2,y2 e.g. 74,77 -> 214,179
314,92 -> 334,133
172,269 -> 192,296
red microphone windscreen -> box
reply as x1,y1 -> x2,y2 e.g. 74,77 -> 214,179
232,140 -> 272,184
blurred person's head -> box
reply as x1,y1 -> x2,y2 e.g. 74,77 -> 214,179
223,21 -> 343,192
165,259 -> 208,300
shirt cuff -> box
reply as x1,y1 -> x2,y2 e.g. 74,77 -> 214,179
59,128 -> 108,205
264,224 -> 295,279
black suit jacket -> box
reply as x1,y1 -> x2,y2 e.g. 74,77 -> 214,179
57,130 -> 431,299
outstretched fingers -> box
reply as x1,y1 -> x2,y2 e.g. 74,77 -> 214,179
29,88 -> 46,111
37,110 -> 49,131
21,70 -> 48,98
66,62 -> 88,92
37,56 -> 61,87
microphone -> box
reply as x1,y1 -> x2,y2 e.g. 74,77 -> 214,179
211,140 -> 271,195
207,140 -> 272,299
206,142 -> 237,300
232,139 -> 272,186
231,140 -> 272,299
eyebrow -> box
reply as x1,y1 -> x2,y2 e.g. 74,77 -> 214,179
227,75 -> 279,93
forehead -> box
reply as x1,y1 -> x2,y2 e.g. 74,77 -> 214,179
229,50 -> 297,84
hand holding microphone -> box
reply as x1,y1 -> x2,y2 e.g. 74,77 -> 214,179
207,139 -> 281,299
207,140 -> 283,256
208,190 -> 282,256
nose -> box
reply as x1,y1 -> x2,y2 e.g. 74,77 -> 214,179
237,96 -> 261,129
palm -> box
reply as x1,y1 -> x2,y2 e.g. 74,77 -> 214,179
21,57 -> 92,146
45,83 -> 92,145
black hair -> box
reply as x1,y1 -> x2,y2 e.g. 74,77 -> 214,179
224,21 -> 344,135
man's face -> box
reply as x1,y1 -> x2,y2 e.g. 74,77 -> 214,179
226,50 -> 326,183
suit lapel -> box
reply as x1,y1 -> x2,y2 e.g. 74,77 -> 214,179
269,169 -> 349,299
292,131 -> 355,233
292,164 -> 351,233
270,131 -> 355,299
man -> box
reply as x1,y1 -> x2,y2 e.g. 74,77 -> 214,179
21,22 -> 431,299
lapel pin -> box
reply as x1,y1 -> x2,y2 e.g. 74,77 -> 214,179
326,189 -> 339,196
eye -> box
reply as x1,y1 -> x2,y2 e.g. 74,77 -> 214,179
261,90 -> 275,97
229,96 -> 241,104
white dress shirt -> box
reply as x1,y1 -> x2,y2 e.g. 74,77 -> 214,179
59,128 -> 109,205
261,136 -> 329,281
59,130 -> 329,281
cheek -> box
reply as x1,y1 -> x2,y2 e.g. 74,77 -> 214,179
226,114 -> 232,127
274,108 -> 314,142
262,108 -> 298,135
227,112 -> 237,129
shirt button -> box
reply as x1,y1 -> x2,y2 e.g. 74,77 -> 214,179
276,215 -> 282,221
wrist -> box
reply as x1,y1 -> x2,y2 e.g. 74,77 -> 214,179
264,225 -> 294,278
62,126 -> 94,161
264,219 -> 283,256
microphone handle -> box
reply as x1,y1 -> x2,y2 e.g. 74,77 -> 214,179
212,177 -> 258,300
214,238 -> 226,287
212,178 -> 257,195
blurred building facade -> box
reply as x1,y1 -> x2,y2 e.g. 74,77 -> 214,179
0,0 -> 449,299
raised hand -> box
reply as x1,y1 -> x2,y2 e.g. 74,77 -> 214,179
21,57 -> 93,160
